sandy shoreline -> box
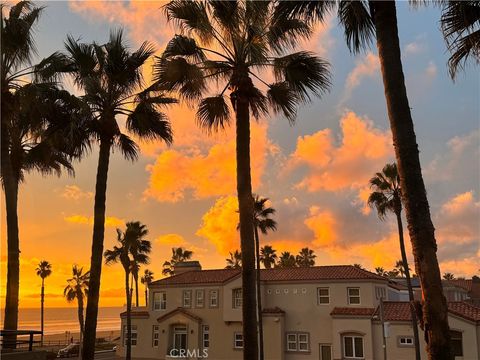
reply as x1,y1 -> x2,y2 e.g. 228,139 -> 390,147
17,330 -> 121,348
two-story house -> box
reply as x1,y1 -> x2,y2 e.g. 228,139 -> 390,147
118,262 -> 480,360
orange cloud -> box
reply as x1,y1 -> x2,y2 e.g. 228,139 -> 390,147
156,233 -> 187,246
61,185 -> 93,201
64,215 -> 125,228
144,124 -> 271,202
441,191 -> 478,215
196,196 -> 240,256
304,206 -> 338,247
290,111 -> 393,192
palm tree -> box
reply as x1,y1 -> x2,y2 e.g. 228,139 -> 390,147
260,246 -> 278,269
276,252 -> 297,268
252,196 -> 277,360
275,2 -> 451,357
104,221 -> 151,360
225,250 -> 242,269
140,269 -> 154,306
1,2 -> 83,345
35,260 -> 52,346
126,222 -> 151,307
388,269 -> 400,278
368,163 -> 420,359
375,267 -> 388,277
353,264 -> 365,270
162,247 -> 193,276
440,1 -> 480,79
443,273 -> 455,281
64,265 -> 90,356
296,247 -> 316,267
155,3 -> 330,357
62,31 -> 175,359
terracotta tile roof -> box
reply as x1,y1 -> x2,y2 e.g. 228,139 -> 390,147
448,302 -> 480,323
443,279 -> 473,292
150,269 -> 241,286
330,307 -> 375,317
376,301 -> 480,323
150,265 -> 386,287
120,310 -> 149,319
262,307 -> 285,314
156,307 -> 202,323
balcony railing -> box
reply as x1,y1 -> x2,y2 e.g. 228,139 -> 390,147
0,330 -> 42,351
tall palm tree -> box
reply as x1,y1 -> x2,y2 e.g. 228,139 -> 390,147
375,267 -> 388,277
252,195 -> 277,360
1,2 -> 82,346
296,247 -> 316,267
104,221 -> 151,360
64,265 -> 90,356
35,260 -> 52,346
440,1 -> 480,79
162,247 -> 193,276
155,4 -> 330,356
62,31 -> 175,359
140,269 -> 154,306
126,221 -> 151,307
276,252 -> 297,268
260,245 -> 278,269
368,162 -> 420,360
225,250 -> 242,269
275,2 -> 452,357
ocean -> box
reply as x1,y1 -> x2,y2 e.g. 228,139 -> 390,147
0,307 -> 123,335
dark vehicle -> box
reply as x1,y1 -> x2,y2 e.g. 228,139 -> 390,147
57,343 -> 79,358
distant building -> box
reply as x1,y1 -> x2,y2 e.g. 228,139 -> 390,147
118,263 -> 480,360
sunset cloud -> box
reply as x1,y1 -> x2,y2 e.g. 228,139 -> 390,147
144,124 -> 272,202
289,111 -> 393,192
64,215 -> 125,228
156,233 -> 187,247
196,196 -> 240,256
304,206 -> 338,247
60,185 -> 93,201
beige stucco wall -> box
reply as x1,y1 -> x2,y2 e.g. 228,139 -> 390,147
331,317 -> 374,360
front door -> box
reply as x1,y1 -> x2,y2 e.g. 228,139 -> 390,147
173,326 -> 187,352
319,344 -> 332,360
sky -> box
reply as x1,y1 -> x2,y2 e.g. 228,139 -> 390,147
0,1 -> 479,309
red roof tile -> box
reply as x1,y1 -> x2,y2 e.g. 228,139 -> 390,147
151,265 -> 386,286
330,307 -> 375,317
376,301 -> 480,323
443,279 -> 473,292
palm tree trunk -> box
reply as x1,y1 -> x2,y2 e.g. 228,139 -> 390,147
396,211 -> 421,360
134,275 -> 139,308
2,166 -> 19,349
144,286 -> 148,307
83,139 -> 111,360
77,291 -> 85,357
125,271 -> 132,360
372,2 -> 451,359
234,92 -> 258,360
41,278 -> 45,346
254,227 -> 264,360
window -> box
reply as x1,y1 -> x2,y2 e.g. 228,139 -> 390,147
153,292 -> 166,310
209,290 -> 219,308
398,336 -> 414,347
202,325 -> 210,349
286,332 -> 310,352
317,287 -> 330,304
234,332 -> 243,349
152,325 -> 159,347
233,288 -> 242,309
183,290 -> 192,308
343,335 -> 364,359
450,330 -> 463,357
375,286 -> 386,300
348,288 -> 361,304
123,325 -> 138,346
196,289 -> 205,308
320,344 -> 332,360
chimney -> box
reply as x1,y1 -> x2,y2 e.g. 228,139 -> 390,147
174,261 -> 202,275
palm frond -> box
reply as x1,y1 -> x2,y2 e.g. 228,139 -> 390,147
273,0 -> 335,24
273,51 -> 331,101
267,82 -> 299,122
33,52 -> 72,83
247,86 -> 268,119
163,35 -> 206,62
209,1 -> 240,35
196,95 -> 231,133
267,18 -> 312,53
337,0 -> 375,54
114,133 -> 139,161
126,102 -> 174,144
